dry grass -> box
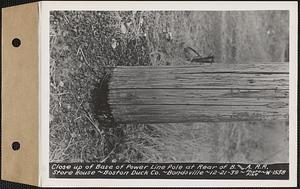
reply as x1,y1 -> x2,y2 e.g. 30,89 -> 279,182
50,11 -> 289,163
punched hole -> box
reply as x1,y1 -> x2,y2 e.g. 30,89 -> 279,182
11,142 -> 20,151
12,38 -> 21,47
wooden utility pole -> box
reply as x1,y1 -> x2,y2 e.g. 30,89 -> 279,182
105,63 -> 288,124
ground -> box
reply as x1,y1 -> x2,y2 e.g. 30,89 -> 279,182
49,10 -> 289,163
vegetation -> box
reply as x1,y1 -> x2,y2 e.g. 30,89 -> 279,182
50,11 -> 289,163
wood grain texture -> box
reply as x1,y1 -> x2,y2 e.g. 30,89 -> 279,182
109,89 -> 288,106
113,63 -> 289,74
108,63 -> 289,123
110,73 -> 288,89
110,104 -> 288,123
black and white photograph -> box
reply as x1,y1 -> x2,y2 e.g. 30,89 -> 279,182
43,1 -> 297,186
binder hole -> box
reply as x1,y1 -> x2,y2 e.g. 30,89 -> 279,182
12,38 -> 21,47
12,142 -> 20,151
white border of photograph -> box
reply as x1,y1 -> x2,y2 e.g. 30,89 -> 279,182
39,1 -> 298,187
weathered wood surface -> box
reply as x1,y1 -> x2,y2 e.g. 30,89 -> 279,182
113,63 -> 288,73
109,89 -> 288,106
110,73 -> 288,89
108,63 -> 289,124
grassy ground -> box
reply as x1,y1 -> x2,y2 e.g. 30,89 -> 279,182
50,11 -> 289,163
